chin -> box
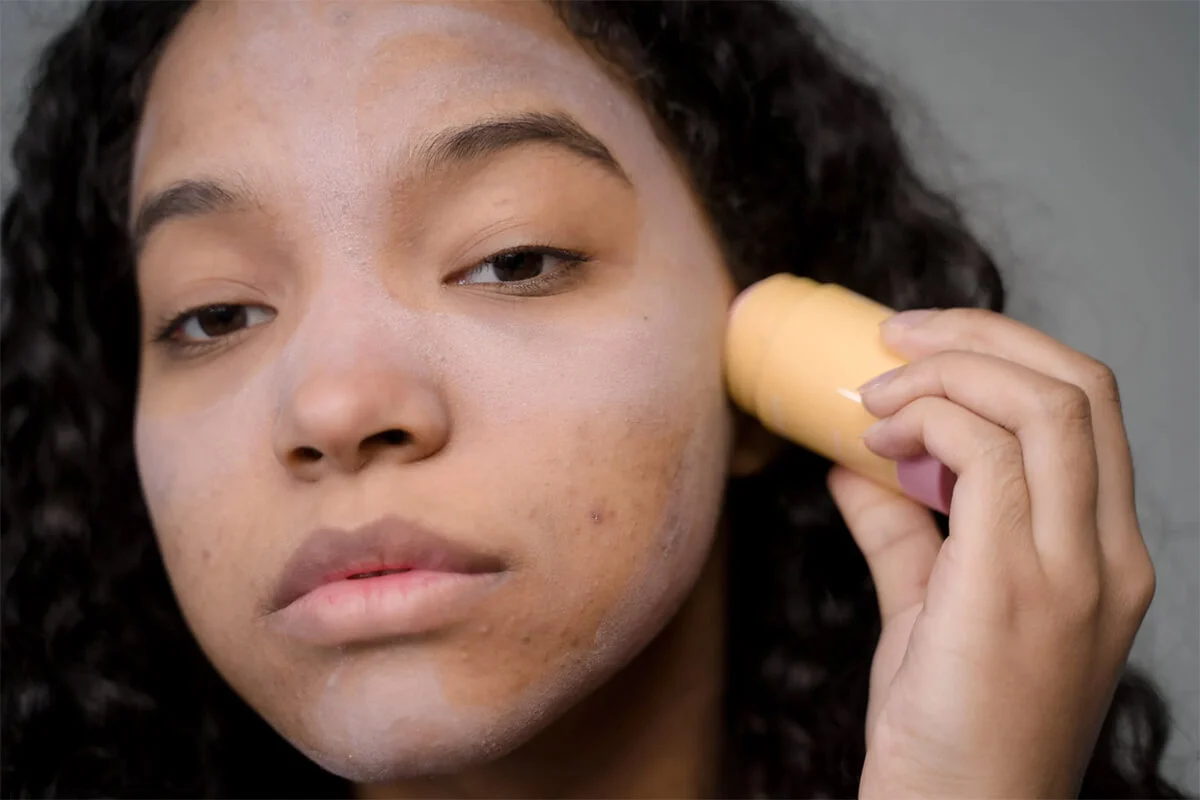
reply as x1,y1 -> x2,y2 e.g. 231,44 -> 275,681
294,725 -> 518,784
281,614 -> 677,783
280,659 -> 600,782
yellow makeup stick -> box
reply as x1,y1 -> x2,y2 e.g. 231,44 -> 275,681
725,273 -> 955,514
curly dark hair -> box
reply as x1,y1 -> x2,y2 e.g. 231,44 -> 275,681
1,1 -> 1186,797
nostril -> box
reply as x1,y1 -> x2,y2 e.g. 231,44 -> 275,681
372,429 -> 411,447
295,446 -> 322,463
290,430 -> 411,471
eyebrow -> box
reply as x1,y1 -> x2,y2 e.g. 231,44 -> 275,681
131,179 -> 248,255
131,111 -> 629,255
421,110 -> 629,184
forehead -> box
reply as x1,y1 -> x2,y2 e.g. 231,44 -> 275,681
133,0 -> 647,203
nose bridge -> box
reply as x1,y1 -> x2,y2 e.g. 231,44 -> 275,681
284,262 -> 429,374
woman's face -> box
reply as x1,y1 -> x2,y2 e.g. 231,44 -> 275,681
132,0 -> 735,781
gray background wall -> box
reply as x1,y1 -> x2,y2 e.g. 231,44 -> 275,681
812,3 -> 1198,790
3,0 -> 1197,792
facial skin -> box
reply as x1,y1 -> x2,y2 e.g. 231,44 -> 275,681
132,0 -> 742,789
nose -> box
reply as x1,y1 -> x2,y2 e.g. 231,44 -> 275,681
273,366 -> 449,480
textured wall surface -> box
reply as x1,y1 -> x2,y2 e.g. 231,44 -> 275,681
3,0 -> 1197,792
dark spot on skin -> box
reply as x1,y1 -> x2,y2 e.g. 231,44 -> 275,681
524,497 -> 549,524
332,9 -> 353,24
201,547 -> 213,564
587,501 -> 617,526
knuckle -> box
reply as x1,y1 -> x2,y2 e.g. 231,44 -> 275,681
974,435 -> 1032,523
1077,359 -> 1122,408
1036,383 -> 1093,429
1122,555 -> 1157,618
978,431 -> 1023,475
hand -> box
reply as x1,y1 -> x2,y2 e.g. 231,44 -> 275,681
828,308 -> 1157,799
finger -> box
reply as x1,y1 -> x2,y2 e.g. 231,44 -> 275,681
881,308 -> 1136,548
860,350 -> 1100,566
827,465 -> 942,625
864,395 -> 1037,573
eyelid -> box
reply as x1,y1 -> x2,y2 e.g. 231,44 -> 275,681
450,244 -> 591,296
455,245 -> 585,279
151,303 -> 275,357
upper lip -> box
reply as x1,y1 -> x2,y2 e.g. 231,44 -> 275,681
266,515 -> 506,613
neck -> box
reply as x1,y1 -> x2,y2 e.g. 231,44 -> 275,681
358,535 -> 727,799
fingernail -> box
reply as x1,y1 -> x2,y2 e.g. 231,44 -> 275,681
883,309 -> 937,330
896,454 -> 957,515
858,366 -> 904,394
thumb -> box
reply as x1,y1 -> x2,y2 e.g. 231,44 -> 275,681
827,466 -> 943,624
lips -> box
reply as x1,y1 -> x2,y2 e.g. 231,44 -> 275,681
267,514 -> 506,615
345,568 -> 411,580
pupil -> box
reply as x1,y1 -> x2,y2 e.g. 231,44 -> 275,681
198,305 -> 246,336
492,252 -> 544,282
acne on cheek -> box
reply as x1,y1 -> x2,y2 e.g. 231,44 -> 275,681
430,390 -> 730,713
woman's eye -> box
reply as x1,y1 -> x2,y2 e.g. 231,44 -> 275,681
156,304 -> 275,347
456,247 -> 586,291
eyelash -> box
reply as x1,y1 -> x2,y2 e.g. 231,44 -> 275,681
150,304 -> 270,358
455,243 -> 589,296
150,244 -> 592,358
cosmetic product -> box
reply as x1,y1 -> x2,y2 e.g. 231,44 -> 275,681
726,273 -> 955,514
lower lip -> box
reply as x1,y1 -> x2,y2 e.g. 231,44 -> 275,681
267,570 -> 506,646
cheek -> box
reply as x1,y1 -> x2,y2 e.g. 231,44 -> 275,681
447,411 -> 728,704
416,302 -> 733,704
133,380 -> 276,658
559,402 -> 731,663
